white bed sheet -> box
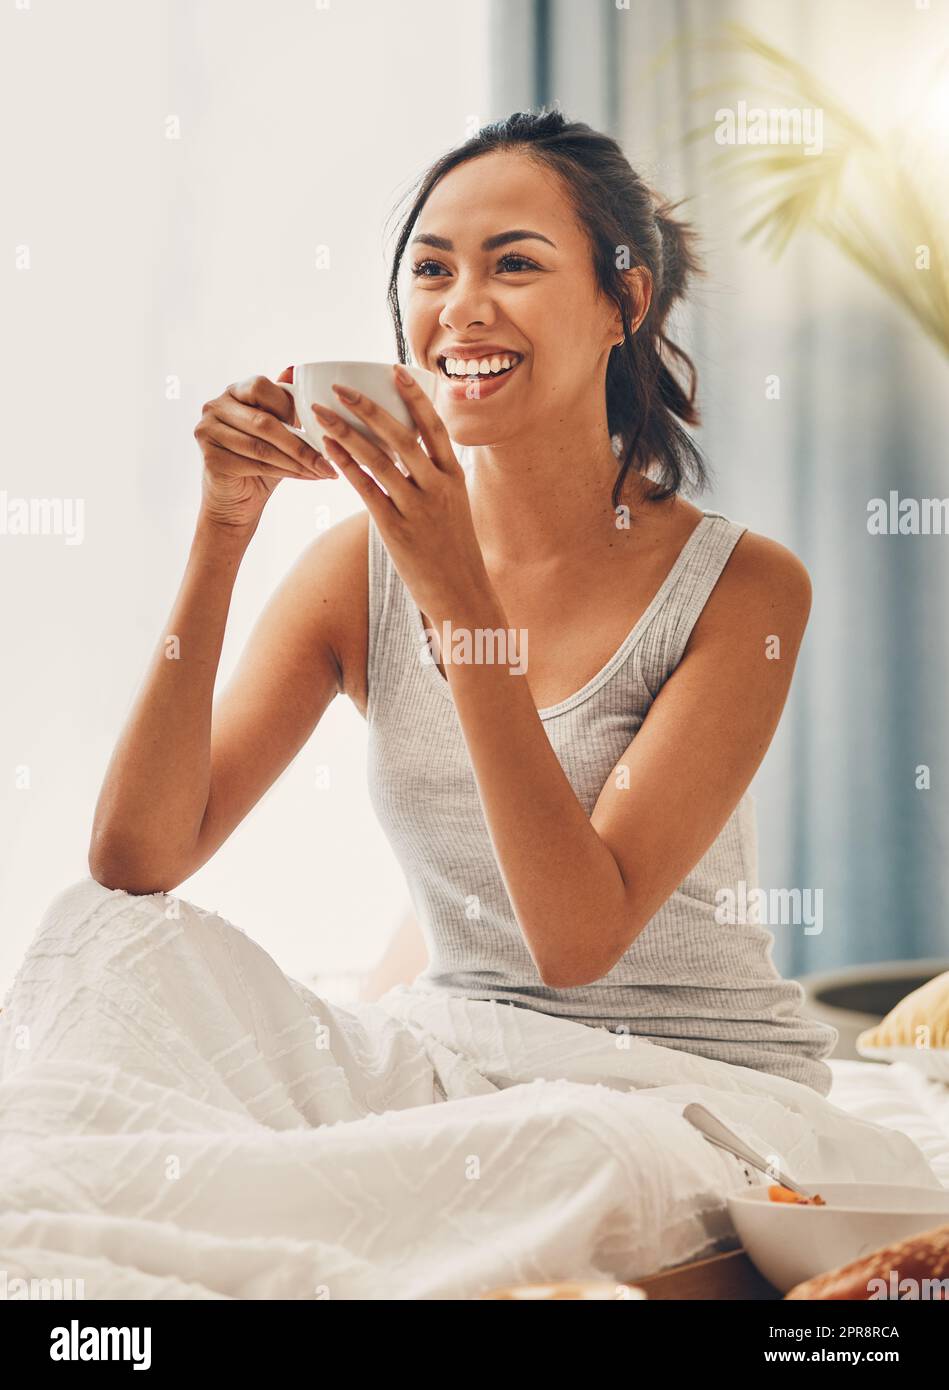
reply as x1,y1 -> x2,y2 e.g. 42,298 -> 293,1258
0,878 -> 943,1300
828,1058 -> 949,1188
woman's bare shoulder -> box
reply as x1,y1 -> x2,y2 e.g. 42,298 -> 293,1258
691,521 -> 812,651
727,526 -> 812,607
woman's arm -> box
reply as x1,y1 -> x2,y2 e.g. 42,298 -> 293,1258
310,370 -> 811,992
88,503 -> 368,896
89,371 -> 350,895
88,517 -> 258,892
436,533 -> 811,988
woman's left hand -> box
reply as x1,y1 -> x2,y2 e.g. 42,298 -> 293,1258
311,366 -> 493,623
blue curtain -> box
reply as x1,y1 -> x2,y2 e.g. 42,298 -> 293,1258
489,0 -> 949,977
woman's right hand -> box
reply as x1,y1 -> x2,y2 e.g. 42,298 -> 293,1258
194,369 -> 336,533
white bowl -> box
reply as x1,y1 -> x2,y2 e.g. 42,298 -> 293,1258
728,1182 -> 949,1295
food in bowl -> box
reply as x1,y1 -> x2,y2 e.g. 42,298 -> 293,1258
769,1184 -> 826,1206
728,1182 -> 949,1295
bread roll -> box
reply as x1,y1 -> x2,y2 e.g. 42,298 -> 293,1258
785,1222 -> 949,1299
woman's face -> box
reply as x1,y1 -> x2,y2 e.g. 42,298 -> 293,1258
404,150 -> 623,448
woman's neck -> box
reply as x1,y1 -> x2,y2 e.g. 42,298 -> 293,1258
464,425 -> 664,570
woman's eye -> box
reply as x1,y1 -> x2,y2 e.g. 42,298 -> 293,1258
409,254 -> 541,279
410,259 -> 448,278
496,253 -> 540,272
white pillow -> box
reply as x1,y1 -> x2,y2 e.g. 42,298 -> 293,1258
857,970 -> 949,1083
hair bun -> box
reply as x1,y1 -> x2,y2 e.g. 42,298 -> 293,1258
652,197 -> 702,317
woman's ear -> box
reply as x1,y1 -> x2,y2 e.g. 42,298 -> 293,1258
623,266 -> 653,336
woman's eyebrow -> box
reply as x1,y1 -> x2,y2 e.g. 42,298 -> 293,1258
411,229 -> 557,251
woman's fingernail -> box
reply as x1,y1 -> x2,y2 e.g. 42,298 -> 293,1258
312,403 -> 340,425
393,364 -> 413,386
333,383 -> 360,403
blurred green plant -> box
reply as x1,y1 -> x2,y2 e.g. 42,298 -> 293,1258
684,22 -> 949,357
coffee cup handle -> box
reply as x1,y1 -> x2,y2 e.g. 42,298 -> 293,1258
273,380 -> 311,441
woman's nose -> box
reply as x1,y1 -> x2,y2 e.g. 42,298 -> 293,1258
438,282 -> 496,332
439,311 -> 497,337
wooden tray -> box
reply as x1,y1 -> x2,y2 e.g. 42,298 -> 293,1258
633,1247 -> 781,1300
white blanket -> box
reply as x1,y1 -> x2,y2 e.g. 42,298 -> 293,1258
0,878 -> 940,1300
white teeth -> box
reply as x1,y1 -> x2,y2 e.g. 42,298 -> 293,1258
442,355 -> 518,377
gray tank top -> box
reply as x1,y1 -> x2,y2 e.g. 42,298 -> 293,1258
366,508 -> 838,1096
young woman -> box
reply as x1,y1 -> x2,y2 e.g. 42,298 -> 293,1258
53,112 -> 838,1104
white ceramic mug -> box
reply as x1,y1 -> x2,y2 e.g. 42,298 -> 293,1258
275,360 -> 438,453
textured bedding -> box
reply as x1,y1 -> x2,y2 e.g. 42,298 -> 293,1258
827,1059 -> 949,1188
0,878 -> 942,1300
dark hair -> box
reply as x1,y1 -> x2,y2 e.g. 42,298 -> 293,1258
386,108 -> 709,512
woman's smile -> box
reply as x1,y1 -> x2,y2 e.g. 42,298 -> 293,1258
435,353 -> 525,401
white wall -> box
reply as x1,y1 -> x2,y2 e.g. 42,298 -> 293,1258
1,0 -> 490,992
